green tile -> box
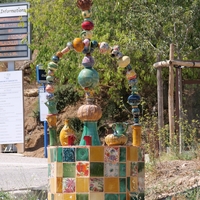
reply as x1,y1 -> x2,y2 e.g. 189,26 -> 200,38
120,147 -> 126,162
63,163 -> 75,178
57,147 -> 63,162
138,162 -> 145,173
120,178 -> 126,192
76,194 -> 88,200
50,148 -> 57,162
105,194 -> 118,200
119,163 -> 126,177
48,164 -> 51,177
127,177 -> 130,191
76,148 -> 89,161
90,162 -> 104,177
120,193 -> 126,200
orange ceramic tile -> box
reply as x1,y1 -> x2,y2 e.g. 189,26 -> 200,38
56,177 -> 63,193
127,146 -> 138,161
104,177 -> 119,193
126,161 -> 130,176
50,178 -> 55,193
54,193 -> 63,200
130,176 -> 138,192
76,177 -> 89,192
90,192 -> 104,200
90,146 -> 104,162
63,194 -> 76,200
56,162 -> 63,177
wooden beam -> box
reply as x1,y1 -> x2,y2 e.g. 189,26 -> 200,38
153,60 -> 200,68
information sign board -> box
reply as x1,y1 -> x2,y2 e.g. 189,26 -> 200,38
0,71 -> 24,144
39,87 -> 48,122
0,3 -> 31,61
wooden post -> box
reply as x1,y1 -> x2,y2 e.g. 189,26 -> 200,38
177,68 -> 183,153
156,53 -> 164,154
169,44 -> 175,147
157,67 -> 164,153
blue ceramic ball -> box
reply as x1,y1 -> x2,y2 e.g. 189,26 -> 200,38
127,94 -> 141,106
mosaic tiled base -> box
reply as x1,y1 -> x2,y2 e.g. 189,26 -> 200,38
48,146 -> 145,200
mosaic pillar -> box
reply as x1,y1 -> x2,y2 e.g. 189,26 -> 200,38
48,146 -> 145,200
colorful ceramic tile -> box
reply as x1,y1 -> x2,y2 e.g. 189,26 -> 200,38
76,194 -> 88,200
63,163 -> 75,178
104,147 -> 119,163
130,176 -> 138,192
48,163 -> 54,178
120,147 -> 126,162
57,147 -> 63,162
90,146 -> 104,162
50,147 -> 57,162
127,146 -> 138,161
119,163 -> 126,177
55,162 -> 63,177
138,147 -> 145,162
63,148 -> 75,162
76,162 -> 89,177
104,163 -> 119,177
76,147 -> 89,161
63,178 -> 75,193
105,194 -> 119,200
120,193 -> 127,200
130,162 -> 138,176
129,192 -> 145,200
63,194 -> 75,200
90,178 -> 104,192
76,178 -> 89,192
104,178 -> 119,192
90,193 -> 104,200
120,178 -> 126,192
90,162 -> 104,177
56,177 -> 63,193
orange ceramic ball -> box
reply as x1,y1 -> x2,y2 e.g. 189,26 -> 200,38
72,38 -> 84,52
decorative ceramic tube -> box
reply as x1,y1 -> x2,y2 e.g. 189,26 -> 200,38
132,124 -> 142,147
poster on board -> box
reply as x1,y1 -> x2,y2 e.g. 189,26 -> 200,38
0,70 -> 24,144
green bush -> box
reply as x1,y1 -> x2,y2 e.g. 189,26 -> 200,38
55,84 -> 81,112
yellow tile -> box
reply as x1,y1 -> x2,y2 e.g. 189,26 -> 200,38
56,162 -> 63,177
127,146 -> 138,161
50,178 -> 55,193
56,177 -> 63,193
90,193 -> 104,200
104,178 -> 119,193
76,178 -> 89,192
54,193 -> 63,200
90,146 -> 104,162
126,161 -> 130,176
47,148 -> 51,163
130,176 -> 138,192
63,194 -> 76,200
48,193 -> 52,200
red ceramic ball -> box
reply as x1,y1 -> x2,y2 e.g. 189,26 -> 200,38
81,21 -> 94,31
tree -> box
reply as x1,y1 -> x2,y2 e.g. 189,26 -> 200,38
26,0 -> 200,111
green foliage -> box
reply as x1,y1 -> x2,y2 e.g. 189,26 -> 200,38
54,84 -> 81,112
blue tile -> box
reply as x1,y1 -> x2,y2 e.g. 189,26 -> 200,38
63,148 -> 75,162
